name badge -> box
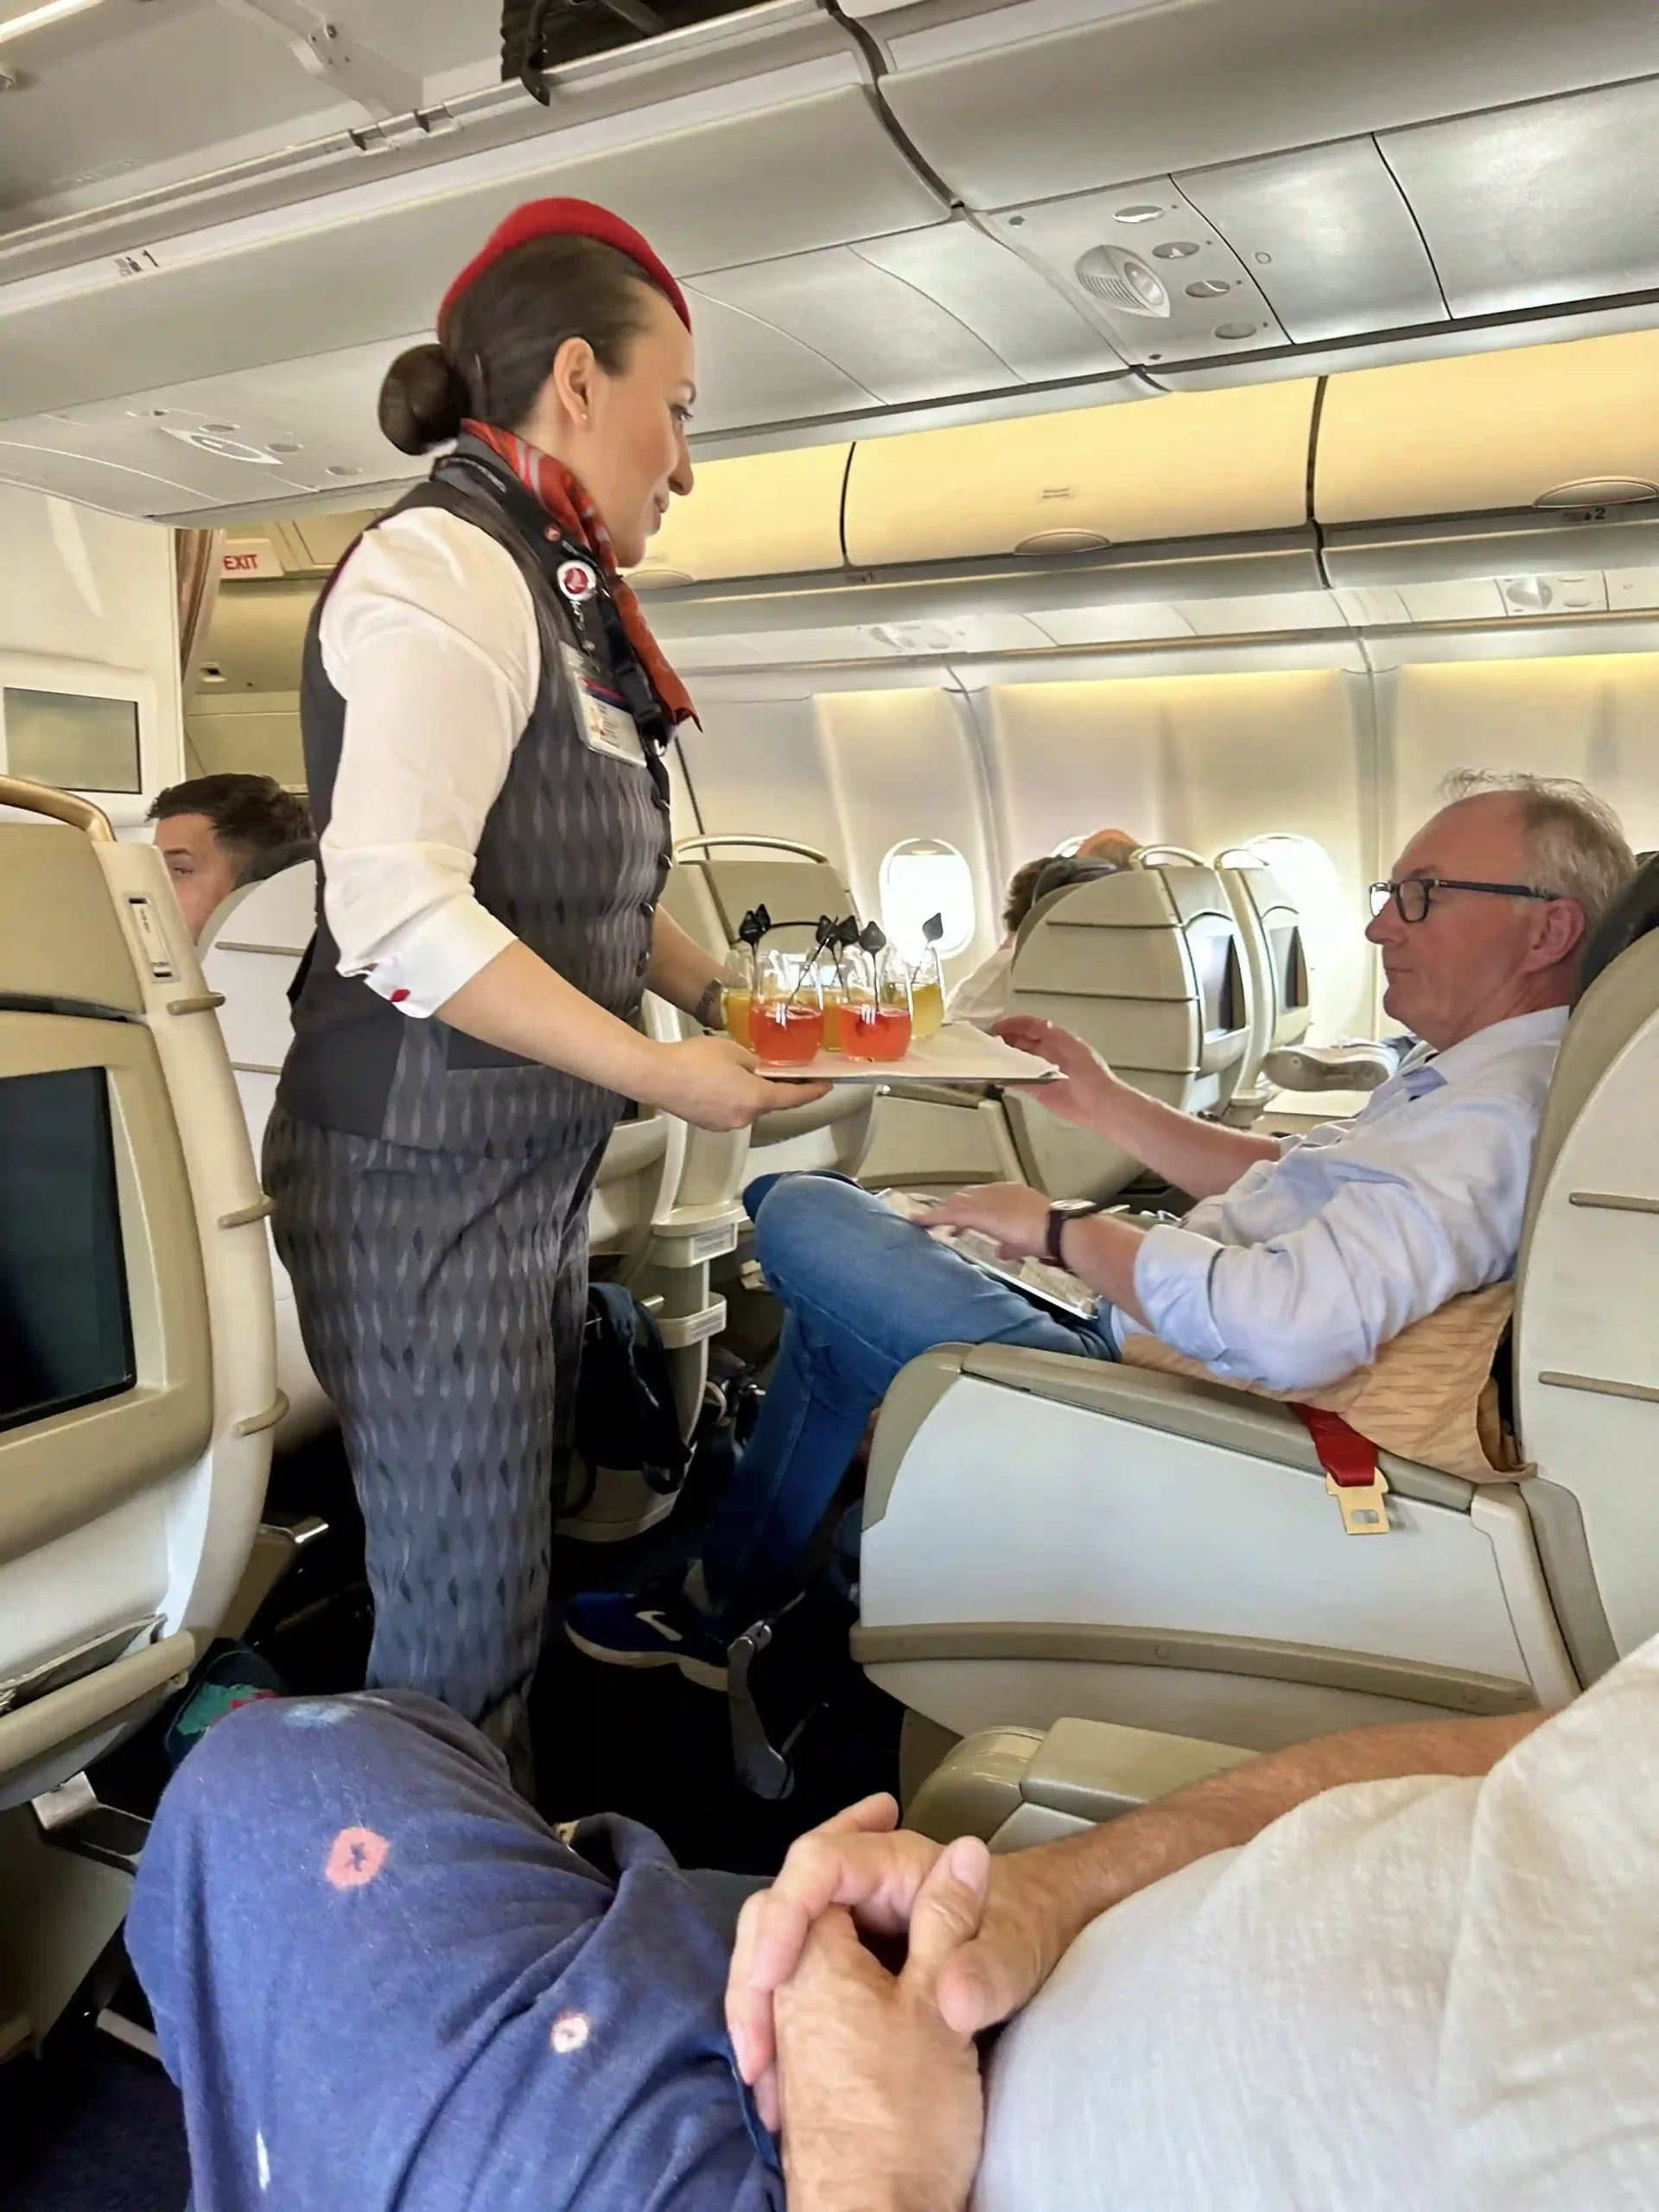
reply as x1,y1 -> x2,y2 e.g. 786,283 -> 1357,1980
560,643 -> 645,767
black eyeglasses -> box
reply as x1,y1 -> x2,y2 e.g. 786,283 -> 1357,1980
1368,877 -> 1560,925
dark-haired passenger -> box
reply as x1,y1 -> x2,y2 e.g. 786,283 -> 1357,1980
149,772 -> 313,940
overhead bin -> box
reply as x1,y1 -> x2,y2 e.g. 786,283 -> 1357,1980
842,381 -> 1317,568
632,445 -> 850,588
874,0 -> 1659,214
1316,329 -> 1659,525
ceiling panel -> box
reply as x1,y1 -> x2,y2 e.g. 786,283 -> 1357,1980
0,81 -> 944,420
1398,580 -> 1508,622
1382,79 -> 1659,319
0,0 -> 354,231
1175,590 -> 1349,635
981,183 -> 1287,368
0,334 -> 427,518
1175,138 -> 1447,344
1029,602 -> 1195,646
879,0 -> 1659,213
851,221 -> 1122,382
672,292 -> 880,436
691,245 -> 1020,407
1607,566 -> 1659,611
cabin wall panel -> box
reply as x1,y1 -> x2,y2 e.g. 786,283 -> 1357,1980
986,670 -> 1373,1040
1384,656 -> 1659,864
0,486 -> 184,804
675,701 -> 847,867
815,690 -> 1000,976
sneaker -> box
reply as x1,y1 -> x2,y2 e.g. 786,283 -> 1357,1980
563,1586 -> 730,1691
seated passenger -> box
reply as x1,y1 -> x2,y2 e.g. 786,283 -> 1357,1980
947,840 -> 1139,1031
569,772 -> 1630,1679
130,1628 -> 1659,2208
944,855 -> 1052,1029
148,772 -> 315,939
1074,822 -> 1140,866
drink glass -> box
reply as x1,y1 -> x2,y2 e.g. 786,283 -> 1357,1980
749,949 -> 825,1066
720,943 -> 755,1049
910,941 -> 946,1039
847,940 -> 913,1062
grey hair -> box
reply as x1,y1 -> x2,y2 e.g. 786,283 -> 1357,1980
1440,768 -> 1635,936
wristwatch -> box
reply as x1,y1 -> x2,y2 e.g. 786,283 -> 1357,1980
1043,1198 -> 1105,1268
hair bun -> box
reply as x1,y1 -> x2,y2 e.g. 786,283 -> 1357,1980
378,343 -> 468,454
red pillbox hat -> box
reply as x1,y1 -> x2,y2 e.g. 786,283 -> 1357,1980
438,197 -> 690,334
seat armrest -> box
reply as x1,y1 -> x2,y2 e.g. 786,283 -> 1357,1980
1263,1044 -> 1395,1093
946,1345 -> 1474,1511
907,1717 -> 1251,1844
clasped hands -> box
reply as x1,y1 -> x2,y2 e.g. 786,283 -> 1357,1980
725,1794 -> 1068,2212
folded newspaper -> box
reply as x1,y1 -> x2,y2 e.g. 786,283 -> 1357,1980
877,1187 -> 1101,1323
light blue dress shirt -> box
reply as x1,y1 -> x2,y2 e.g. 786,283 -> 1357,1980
1124,1005 -> 1570,1392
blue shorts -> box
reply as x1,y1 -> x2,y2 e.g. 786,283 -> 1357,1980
127,1692 -> 784,2212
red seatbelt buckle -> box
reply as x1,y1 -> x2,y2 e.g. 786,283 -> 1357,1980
1294,1404 -> 1392,1536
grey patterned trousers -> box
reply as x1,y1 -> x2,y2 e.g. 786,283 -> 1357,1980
264,1109 -> 604,1738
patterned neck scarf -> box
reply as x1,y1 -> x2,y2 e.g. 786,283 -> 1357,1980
462,419 -> 696,730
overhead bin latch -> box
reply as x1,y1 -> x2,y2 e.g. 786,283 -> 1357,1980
1294,1404 -> 1392,1535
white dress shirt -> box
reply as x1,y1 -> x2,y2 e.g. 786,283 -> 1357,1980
977,1625 -> 1659,2212
317,506 -> 544,1019
1122,1005 -> 1569,1392
946,941 -> 1014,1031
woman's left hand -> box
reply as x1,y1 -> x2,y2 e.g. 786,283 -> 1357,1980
926,1183 -> 1049,1262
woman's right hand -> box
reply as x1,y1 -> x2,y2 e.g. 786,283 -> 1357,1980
643,1034 -> 831,1133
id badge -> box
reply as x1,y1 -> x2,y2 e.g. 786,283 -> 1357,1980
560,643 -> 646,767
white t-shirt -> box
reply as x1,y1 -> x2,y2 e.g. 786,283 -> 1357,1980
946,943 -> 1014,1032
976,1630 -> 1659,2209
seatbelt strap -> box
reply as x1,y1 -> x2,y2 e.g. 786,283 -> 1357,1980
1294,1404 -> 1392,1535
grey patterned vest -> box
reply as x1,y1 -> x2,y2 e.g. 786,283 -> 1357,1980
278,441 -> 673,1160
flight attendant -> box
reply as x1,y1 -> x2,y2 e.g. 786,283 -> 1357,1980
265,199 -> 817,1777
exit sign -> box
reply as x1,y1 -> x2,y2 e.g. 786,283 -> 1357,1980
220,540 -> 283,581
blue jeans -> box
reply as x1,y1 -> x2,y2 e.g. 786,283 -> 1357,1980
700,1174 -> 1117,1622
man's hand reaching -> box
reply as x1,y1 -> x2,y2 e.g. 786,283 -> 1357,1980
993,1016 -> 1121,1129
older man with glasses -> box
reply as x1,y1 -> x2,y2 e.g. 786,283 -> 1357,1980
568,769 -> 1635,1684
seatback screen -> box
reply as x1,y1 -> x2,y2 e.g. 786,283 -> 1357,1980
0,1067 -> 135,1433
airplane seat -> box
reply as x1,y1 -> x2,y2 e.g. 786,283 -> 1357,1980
0,777 -> 276,2044
906,1717 -> 1252,1849
563,987 -> 735,1544
853,913 -> 1659,1761
199,860 -> 332,1454
995,857 -> 1251,1201
1212,849 -> 1313,1121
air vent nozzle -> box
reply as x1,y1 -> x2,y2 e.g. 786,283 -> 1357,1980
1073,245 -> 1169,319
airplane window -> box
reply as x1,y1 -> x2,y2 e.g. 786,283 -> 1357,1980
1245,833 -> 1347,1014
879,838 -> 976,958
